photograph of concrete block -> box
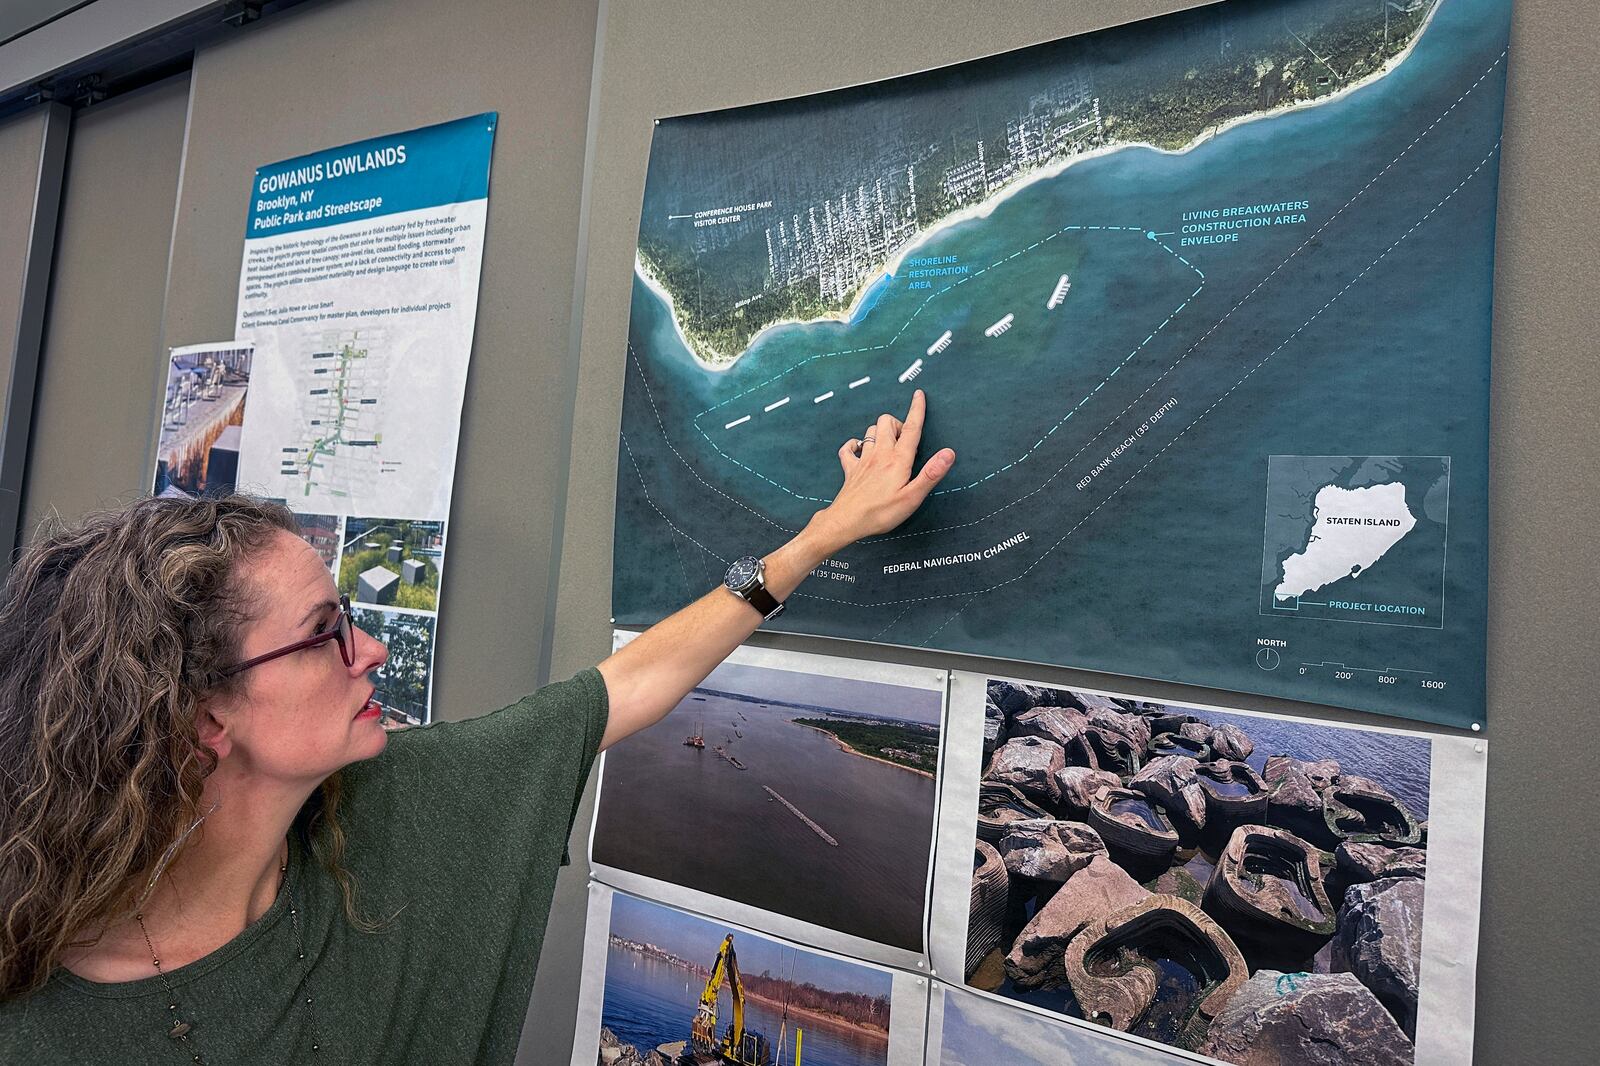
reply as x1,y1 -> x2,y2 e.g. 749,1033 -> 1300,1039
962,678 -> 1434,1061
356,565 -> 399,605
338,516 -> 445,611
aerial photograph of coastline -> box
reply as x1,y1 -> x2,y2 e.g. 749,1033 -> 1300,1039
592,661 -> 942,951
612,0 -> 1508,730
598,893 -> 892,1066
967,678 -> 1431,1063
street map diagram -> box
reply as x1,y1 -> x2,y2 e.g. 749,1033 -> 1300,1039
612,0 -> 1507,729
266,328 -> 396,505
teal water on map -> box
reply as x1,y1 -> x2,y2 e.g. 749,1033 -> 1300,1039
616,0 -> 1505,729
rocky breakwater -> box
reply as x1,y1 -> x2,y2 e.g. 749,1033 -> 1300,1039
969,680 -> 1429,1060
598,1027 -> 683,1066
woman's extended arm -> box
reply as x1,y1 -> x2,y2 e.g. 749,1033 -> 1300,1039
596,390 -> 954,750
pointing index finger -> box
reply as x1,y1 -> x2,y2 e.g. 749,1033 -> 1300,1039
898,389 -> 927,457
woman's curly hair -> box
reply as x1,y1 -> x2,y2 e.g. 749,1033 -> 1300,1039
0,494 -> 371,999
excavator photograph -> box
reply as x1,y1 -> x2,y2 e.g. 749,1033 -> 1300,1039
680,934 -> 795,1066
595,894 -> 891,1066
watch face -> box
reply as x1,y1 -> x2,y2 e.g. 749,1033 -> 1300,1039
724,556 -> 761,591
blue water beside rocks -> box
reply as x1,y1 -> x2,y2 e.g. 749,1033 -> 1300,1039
1197,707 -> 1431,819
615,0 -> 1506,730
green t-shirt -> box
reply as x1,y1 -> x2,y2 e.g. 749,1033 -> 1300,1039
0,667 -> 609,1065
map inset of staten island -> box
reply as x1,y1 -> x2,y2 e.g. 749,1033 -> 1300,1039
613,0 -> 1507,730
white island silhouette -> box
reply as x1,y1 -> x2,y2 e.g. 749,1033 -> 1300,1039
1276,483 -> 1418,601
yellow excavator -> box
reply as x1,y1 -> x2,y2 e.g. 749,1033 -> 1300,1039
683,934 -> 775,1066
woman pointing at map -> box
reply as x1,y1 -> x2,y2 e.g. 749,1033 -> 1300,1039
0,390 -> 951,1063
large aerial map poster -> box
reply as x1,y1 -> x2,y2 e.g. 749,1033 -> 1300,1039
612,0 -> 1508,731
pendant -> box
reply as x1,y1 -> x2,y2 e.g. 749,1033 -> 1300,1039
169,1020 -> 192,1040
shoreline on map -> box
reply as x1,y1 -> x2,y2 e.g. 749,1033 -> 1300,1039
639,0 -> 1443,374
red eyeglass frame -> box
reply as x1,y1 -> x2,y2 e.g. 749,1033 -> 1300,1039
220,594 -> 356,676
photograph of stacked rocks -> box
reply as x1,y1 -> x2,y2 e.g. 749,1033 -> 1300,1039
968,679 -> 1431,1065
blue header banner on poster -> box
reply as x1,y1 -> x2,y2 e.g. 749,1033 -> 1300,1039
245,112 -> 497,238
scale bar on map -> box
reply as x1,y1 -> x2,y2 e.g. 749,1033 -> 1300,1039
1299,661 -> 1434,675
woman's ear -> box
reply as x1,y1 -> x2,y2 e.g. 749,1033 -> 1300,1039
195,702 -> 233,762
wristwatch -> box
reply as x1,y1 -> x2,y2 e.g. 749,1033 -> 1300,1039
723,555 -> 785,621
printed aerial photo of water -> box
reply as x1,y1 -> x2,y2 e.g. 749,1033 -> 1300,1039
593,662 -> 942,951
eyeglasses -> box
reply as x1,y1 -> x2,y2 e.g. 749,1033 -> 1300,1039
220,594 -> 356,677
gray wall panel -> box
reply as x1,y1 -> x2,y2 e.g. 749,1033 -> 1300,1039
163,0 -> 598,715
541,1 -> 1600,1063
1474,0 -> 1600,1052
20,75 -> 190,536
0,109 -> 50,387
0,101 -> 66,569
156,0 -> 600,1055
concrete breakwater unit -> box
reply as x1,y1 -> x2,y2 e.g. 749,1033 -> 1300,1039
713,745 -> 747,770
764,786 -> 839,846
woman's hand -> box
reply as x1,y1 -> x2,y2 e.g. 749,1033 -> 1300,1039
597,389 -> 953,749
809,389 -> 955,553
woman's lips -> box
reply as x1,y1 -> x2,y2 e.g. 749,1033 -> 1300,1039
355,692 -> 382,720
